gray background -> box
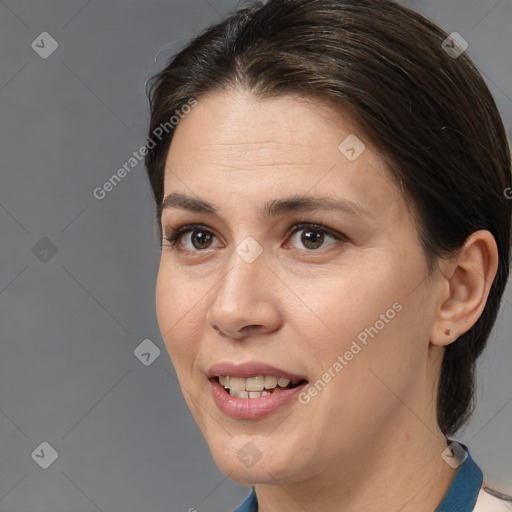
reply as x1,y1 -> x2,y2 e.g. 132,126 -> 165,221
0,0 -> 511,511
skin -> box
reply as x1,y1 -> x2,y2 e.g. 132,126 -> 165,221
155,89 -> 498,512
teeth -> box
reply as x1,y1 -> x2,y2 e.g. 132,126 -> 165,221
231,390 -> 249,398
230,390 -> 271,398
219,376 -> 230,387
229,377 -> 246,392
264,375 -> 278,389
218,374 -> 303,398
246,376 -> 265,391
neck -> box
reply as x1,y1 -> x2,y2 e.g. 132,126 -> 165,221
254,419 -> 457,512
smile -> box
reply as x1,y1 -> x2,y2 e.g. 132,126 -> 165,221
216,375 -> 306,398
207,362 -> 309,419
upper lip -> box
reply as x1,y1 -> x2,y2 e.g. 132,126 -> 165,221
207,361 -> 308,382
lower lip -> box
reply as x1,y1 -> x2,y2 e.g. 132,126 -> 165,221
210,378 -> 308,419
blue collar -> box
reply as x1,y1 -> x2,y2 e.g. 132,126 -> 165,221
233,442 -> 482,512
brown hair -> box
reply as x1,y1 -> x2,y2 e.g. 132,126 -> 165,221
144,0 -> 512,436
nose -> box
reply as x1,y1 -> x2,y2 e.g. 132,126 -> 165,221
206,245 -> 282,341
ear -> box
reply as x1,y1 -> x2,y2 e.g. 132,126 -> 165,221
430,230 -> 499,347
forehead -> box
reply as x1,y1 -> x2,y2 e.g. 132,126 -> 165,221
163,90 -> 404,223
169,90 -> 363,161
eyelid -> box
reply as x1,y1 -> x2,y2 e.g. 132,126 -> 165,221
163,223 -> 216,249
162,221 -> 348,252
288,222 -> 347,242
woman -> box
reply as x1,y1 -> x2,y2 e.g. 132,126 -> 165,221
144,0 -> 512,510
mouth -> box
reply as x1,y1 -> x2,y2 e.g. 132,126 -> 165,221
213,375 -> 308,399
207,362 -> 309,418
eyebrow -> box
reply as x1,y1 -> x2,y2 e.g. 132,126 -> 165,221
161,192 -> 375,219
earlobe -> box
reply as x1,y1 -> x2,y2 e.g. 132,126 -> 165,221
430,230 -> 499,347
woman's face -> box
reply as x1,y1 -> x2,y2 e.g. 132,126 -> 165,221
156,90 -> 445,485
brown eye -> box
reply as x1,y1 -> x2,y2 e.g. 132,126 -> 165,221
164,224 -> 219,251
288,223 -> 345,251
300,229 -> 326,250
188,229 -> 215,250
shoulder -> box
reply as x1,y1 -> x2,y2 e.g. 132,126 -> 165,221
473,484 -> 512,511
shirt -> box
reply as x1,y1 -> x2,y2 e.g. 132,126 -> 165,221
233,442 -> 512,512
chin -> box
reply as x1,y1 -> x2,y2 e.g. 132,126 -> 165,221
219,462 -> 272,485
206,435 -> 302,486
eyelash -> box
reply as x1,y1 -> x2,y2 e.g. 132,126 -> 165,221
162,222 -> 348,253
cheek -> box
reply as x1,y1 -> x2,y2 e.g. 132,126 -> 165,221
306,262 -> 402,339
299,267 -> 429,437
308,249 -> 428,372
155,268 -> 175,339
155,266 -> 203,374
333,262 -> 432,398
